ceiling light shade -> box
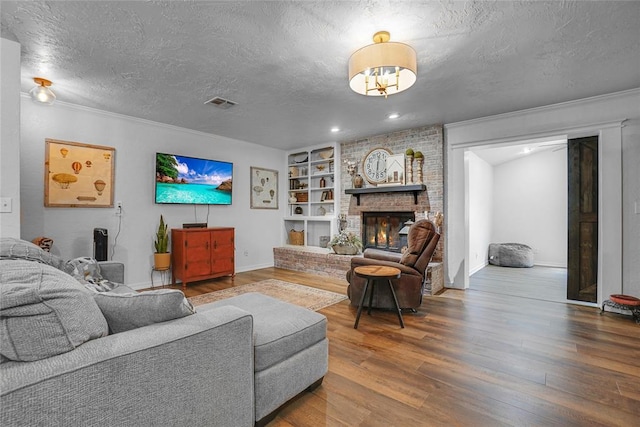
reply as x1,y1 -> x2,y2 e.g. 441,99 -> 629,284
348,31 -> 417,98
29,77 -> 56,105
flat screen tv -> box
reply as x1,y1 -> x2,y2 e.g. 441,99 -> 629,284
155,153 -> 233,205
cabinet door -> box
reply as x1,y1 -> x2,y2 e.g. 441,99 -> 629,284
185,231 -> 212,277
211,230 -> 234,274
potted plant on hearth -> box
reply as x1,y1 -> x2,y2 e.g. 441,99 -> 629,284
153,214 -> 171,270
329,230 -> 363,255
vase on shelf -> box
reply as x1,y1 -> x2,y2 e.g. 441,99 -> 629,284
353,174 -> 364,188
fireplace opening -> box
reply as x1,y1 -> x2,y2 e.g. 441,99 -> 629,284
362,211 -> 415,252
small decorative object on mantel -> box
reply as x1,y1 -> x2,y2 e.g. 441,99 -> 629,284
414,151 -> 424,184
384,153 -> 405,185
405,148 -> 414,184
353,174 -> 364,188
329,231 -> 363,255
346,160 -> 358,188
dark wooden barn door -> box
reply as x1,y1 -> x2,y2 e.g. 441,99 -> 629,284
567,136 -> 598,302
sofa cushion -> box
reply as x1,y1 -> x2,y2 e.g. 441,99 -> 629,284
0,259 -> 109,362
94,289 -> 196,334
0,237 -> 68,272
200,292 -> 327,371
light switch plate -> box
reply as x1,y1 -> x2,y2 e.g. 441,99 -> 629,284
0,197 -> 12,213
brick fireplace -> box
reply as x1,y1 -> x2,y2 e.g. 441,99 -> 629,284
274,123 -> 444,294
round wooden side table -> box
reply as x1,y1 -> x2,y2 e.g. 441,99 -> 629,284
353,265 -> 404,329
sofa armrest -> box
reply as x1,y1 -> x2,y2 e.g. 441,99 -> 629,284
1,306 -> 255,427
98,261 -> 124,284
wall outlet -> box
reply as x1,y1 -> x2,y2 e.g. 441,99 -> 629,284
115,201 -> 123,216
0,197 -> 12,213
243,250 -> 249,257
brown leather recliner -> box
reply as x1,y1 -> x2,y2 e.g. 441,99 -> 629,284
346,219 -> 440,310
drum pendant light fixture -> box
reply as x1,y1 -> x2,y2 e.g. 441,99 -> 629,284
348,31 -> 417,98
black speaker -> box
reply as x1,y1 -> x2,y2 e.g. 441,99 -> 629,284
93,228 -> 108,261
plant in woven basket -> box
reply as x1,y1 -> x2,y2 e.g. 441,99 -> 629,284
329,231 -> 363,255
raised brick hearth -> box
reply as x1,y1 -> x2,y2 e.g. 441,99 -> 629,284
273,246 -> 444,295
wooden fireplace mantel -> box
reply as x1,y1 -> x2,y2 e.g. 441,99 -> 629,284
345,184 -> 426,205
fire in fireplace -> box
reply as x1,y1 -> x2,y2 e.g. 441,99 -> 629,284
362,211 -> 415,252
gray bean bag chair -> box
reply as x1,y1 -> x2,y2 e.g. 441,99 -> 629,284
488,243 -> 534,268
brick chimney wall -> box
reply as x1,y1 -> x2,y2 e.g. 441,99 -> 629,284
339,124 -> 444,261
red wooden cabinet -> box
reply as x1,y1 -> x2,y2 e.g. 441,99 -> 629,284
171,227 -> 235,289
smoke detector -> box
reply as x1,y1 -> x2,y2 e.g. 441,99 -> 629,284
204,96 -> 237,109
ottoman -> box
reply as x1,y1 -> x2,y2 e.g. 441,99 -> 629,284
200,292 -> 328,425
488,243 -> 534,267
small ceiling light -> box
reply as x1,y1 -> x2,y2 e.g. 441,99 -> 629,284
348,31 -> 417,99
331,127 -> 340,133
29,77 -> 56,105
523,147 -> 532,154
388,113 -> 400,119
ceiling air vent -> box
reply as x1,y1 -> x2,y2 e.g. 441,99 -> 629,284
204,96 -> 237,109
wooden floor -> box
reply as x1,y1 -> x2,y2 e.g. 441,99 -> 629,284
172,268 -> 640,427
470,265 -> 568,304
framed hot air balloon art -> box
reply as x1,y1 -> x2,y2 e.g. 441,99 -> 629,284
44,139 -> 115,207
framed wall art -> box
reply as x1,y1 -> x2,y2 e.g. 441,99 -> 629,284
384,153 -> 406,185
44,139 -> 115,207
250,166 -> 278,209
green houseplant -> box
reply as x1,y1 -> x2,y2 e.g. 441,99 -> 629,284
153,215 -> 171,270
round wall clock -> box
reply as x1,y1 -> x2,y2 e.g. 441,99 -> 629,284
362,147 -> 391,184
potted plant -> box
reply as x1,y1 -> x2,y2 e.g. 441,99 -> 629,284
329,230 -> 363,255
153,215 -> 171,270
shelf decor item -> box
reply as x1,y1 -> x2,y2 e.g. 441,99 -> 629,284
414,151 -> 424,184
405,148 -> 414,184
329,231 -> 363,255
289,229 -> 304,245
362,147 -> 391,185
250,166 -> 278,209
153,215 -> 171,270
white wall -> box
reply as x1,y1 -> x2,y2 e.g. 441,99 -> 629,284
491,147 -> 567,267
0,38 -> 21,237
20,98 -> 285,288
445,88 -> 640,304
466,151 -> 493,274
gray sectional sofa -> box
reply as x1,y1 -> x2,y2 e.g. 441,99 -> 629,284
0,238 -> 328,426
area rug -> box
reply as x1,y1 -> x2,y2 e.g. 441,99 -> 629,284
188,279 -> 347,311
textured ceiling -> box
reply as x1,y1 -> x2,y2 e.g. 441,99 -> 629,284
2,1 -> 639,150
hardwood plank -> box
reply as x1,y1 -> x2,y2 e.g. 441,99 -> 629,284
166,267 -> 639,426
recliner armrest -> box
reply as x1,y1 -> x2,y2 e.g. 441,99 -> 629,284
350,256 -> 421,277
363,248 -> 403,263
98,261 -> 124,284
